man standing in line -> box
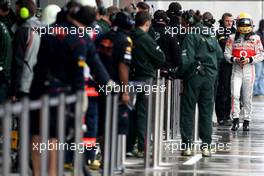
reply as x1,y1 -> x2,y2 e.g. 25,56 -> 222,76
215,13 -> 236,126
127,11 -> 165,157
178,12 -> 223,157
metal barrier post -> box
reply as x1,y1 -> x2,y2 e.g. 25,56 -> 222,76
57,94 -> 65,176
103,94 -> 112,176
74,91 -> 84,176
3,102 -> 12,176
158,77 -> 166,164
193,104 -> 200,144
40,95 -> 49,176
153,70 -> 161,168
20,98 -> 30,176
166,80 -> 172,140
110,95 -> 119,175
176,80 -> 181,138
116,135 -> 125,173
172,80 -> 177,139
144,79 -> 153,169
172,80 -> 181,139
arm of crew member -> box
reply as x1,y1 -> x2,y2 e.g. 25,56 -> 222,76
119,62 -> 129,105
145,39 -> 166,67
87,52 -> 111,84
250,36 -> 264,64
224,36 -> 236,64
11,28 -> 28,97
177,34 -> 196,76
216,40 -> 224,64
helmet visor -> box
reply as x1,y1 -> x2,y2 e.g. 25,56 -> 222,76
237,18 -> 252,27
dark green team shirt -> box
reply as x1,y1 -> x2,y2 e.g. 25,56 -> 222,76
130,27 -> 165,80
0,22 -> 12,81
179,23 -> 223,81
97,19 -> 111,34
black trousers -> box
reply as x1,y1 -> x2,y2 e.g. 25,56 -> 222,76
215,62 -> 233,122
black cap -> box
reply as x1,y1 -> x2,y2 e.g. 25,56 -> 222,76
112,12 -> 134,30
167,2 -> 182,16
71,5 -> 96,26
153,10 -> 169,24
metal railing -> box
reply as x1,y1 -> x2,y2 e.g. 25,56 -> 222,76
0,69 -> 220,175
144,70 -> 182,170
0,91 -> 87,176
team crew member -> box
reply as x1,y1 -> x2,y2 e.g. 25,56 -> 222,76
11,0 -> 41,100
178,12 -> 223,157
0,0 -> 12,103
152,9 -> 181,69
30,5 -> 95,176
127,11 -> 165,157
96,11 -> 133,164
215,13 -> 236,126
225,12 -> 264,131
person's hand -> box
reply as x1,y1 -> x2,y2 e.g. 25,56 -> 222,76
121,92 -> 130,105
234,57 -> 241,65
10,96 -> 17,102
240,57 -> 249,65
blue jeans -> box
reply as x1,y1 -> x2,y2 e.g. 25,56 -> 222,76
253,61 -> 264,95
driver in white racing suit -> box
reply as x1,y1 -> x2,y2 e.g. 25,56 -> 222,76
224,12 -> 264,131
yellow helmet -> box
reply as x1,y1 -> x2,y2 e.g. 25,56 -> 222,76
236,12 -> 253,34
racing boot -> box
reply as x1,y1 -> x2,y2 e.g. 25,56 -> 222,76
231,118 -> 239,131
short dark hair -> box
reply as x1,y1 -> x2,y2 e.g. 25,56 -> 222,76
136,2 -> 150,11
106,6 -> 119,16
222,12 -> 232,20
16,0 -> 36,17
70,5 -> 96,26
135,11 -> 151,27
0,0 -> 10,12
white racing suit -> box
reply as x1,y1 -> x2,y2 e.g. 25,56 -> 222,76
224,33 -> 264,121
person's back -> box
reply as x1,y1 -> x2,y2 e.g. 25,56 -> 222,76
130,11 -> 165,81
11,0 -> 41,99
0,0 -> 12,103
179,12 -> 223,157
31,21 -> 88,99
179,22 -> 222,81
29,5 -> 95,176
126,11 -> 165,158
152,10 -> 181,69
97,28 -> 131,83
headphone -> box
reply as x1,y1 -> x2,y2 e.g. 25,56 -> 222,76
203,17 -> 216,27
17,0 -> 30,19
111,12 -> 134,30
182,10 -> 195,25
203,18 -> 215,24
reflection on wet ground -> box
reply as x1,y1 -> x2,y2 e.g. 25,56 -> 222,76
122,97 -> 264,176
